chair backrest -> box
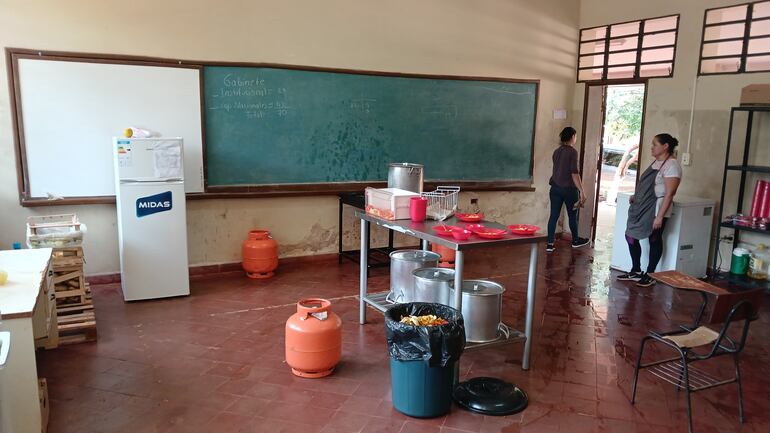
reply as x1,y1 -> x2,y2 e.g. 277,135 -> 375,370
705,289 -> 764,325
704,290 -> 764,356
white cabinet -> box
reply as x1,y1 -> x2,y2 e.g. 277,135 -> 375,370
0,248 -> 55,433
611,194 -> 715,277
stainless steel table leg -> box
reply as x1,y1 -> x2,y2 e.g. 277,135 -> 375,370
421,239 -> 429,250
453,250 -> 464,311
522,242 -> 538,370
359,219 -> 369,324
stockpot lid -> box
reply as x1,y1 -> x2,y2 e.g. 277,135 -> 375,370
453,377 -> 528,416
412,267 -> 455,281
389,162 -> 424,169
390,250 -> 441,262
450,279 -> 505,296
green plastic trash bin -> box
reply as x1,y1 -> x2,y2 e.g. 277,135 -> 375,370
385,302 -> 465,418
390,358 -> 455,418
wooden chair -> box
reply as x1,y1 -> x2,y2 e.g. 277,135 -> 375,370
630,272 -> 764,433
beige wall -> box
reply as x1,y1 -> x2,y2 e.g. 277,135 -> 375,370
578,0 -> 770,267
0,0 -> 580,274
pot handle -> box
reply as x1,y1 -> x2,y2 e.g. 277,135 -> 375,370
497,323 -> 511,339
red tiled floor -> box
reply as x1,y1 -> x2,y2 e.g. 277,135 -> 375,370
37,241 -> 770,433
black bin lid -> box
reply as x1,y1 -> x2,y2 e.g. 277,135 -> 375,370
453,377 -> 528,416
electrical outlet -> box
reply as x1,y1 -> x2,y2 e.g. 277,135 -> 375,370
681,152 -> 691,166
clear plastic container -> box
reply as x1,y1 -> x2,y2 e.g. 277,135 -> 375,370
365,187 -> 419,220
748,243 -> 770,280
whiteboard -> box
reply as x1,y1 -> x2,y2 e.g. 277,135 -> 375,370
17,59 -> 204,197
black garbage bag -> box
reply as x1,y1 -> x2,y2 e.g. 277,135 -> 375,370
384,302 -> 465,367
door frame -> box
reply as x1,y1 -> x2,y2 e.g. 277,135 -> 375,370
579,79 -> 649,243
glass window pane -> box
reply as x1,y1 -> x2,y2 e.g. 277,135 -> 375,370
644,15 -> 678,33
640,62 -> 672,77
750,19 -> 770,36
641,47 -> 675,63
578,68 -> 604,81
700,57 -> 741,74
608,51 -> 637,66
746,54 -> 770,71
611,21 -> 640,37
748,36 -> 770,54
753,2 -> 770,19
608,36 -> 638,52
606,66 -> 635,79
580,41 -> 606,55
702,40 -> 744,57
706,5 -> 748,24
704,23 -> 746,40
581,26 -> 606,41
643,31 -> 676,48
579,54 -> 605,68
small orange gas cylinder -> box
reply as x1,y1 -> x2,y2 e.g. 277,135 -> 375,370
285,299 -> 342,378
242,230 -> 279,279
432,244 -> 455,268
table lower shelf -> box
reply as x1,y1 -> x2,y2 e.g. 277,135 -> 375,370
361,290 -> 527,351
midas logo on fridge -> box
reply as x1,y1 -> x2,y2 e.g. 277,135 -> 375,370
136,191 -> 172,218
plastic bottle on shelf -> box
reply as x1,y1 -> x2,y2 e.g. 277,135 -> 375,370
747,244 -> 770,280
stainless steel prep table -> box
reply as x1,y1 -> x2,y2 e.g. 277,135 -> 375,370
356,211 -> 546,370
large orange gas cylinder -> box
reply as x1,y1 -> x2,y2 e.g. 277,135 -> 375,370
285,299 -> 342,378
432,244 -> 455,268
242,230 -> 278,279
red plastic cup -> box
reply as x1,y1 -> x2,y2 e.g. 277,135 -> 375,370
410,196 -> 428,222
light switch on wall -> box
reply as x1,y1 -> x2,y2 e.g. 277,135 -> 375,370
553,109 -> 567,120
681,152 -> 691,166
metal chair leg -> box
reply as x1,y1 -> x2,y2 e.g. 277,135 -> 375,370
683,357 -> 693,433
631,336 -> 650,404
735,354 -> 745,423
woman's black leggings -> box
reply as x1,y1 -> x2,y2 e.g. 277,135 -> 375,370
626,218 -> 668,274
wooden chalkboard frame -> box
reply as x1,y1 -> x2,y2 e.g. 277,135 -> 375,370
7,48 -> 537,206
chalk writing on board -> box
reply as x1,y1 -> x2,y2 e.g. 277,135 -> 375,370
349,98 -> 376,114
421,105 -> 458,118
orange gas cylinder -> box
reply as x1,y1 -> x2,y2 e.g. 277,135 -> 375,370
242,230 -> 279,279
285,299 -> 342,378
432,244 -> 455,269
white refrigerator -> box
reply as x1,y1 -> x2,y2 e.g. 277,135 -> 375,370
113,138 -> 190,301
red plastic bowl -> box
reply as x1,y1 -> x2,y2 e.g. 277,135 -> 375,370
456,213 -> 484,222
465,224 -> 485,232
508,224 -> 540,235
451,229 -> 472,241
432,225 -> 459,236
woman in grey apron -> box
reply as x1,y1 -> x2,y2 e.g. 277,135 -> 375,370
618,134 -> 682,287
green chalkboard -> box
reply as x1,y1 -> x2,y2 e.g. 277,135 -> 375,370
203,66 -> 537,186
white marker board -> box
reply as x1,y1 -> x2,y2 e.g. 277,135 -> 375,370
17,58 -> 204,197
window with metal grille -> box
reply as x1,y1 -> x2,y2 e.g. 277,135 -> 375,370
699,1 -> 770,75
578,15 -> 680,82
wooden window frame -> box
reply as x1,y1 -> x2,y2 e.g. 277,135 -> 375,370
577,14 -> 680,83
698,1 -> 770,76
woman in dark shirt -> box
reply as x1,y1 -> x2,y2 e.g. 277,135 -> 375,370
547,127 -> 590,253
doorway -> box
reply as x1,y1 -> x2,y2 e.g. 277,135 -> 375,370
579,83 -> 646,257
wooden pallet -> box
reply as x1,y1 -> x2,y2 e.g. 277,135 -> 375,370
51,247 -> 88,306
56,286 -> 96,345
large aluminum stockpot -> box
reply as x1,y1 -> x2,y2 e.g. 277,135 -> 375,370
387,163 -> 424,193
412,267 -> 455,305
389,250 -> 440,303
450,280 -> 505,343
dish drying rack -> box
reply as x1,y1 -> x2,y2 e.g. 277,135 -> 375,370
421,186 -> 460,221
